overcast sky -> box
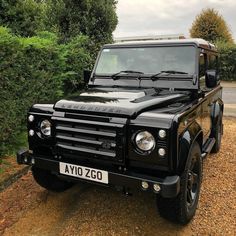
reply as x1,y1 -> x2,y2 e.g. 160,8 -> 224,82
113,0 -> 236,41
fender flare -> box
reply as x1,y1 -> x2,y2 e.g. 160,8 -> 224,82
210,99 -> 223,137
177,121 -> 203,174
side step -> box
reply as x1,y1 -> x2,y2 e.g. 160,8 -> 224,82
201,138 -> 216,158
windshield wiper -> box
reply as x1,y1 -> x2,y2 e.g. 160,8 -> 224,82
111,70 -> 144,80
151,70 -> 188,81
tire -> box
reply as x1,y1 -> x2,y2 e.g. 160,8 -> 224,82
32,166 -> 73,192
156,142 -> 202,225
211,113 -> 223,153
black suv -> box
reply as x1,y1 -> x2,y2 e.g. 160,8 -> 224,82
17,39 -> 223,224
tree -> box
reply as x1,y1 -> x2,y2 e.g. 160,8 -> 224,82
190,8 -> 234,43
0,0 -> 45,37
45,0 -> 118,44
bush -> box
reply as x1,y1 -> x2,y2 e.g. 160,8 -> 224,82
217,42 -> 236,81
0,0 -> 45,37
0,27 -> 92,156
61,35 -> 93,93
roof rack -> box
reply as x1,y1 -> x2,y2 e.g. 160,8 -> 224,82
114,34 -> 185,43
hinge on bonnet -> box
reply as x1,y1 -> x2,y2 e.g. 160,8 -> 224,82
192,74 -> 197,85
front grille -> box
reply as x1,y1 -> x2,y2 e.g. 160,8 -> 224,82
52,114 -> 126,163
157,139 -> 167,148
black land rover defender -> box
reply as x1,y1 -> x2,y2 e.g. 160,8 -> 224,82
17,39 -> 223,224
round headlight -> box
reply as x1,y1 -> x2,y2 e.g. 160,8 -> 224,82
40,120 -> 51,137
158,129 -> 166,139
135,131 -> 156,152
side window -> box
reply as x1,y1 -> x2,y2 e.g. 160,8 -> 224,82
208,54 -> 218,71
199,53 -> 207,78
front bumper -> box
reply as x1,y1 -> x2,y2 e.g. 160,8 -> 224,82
17,150 -> 180,198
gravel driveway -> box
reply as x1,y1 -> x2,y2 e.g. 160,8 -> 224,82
0,117 -> 235,236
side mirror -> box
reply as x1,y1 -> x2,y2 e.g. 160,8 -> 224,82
205,70 -> 217,88
83,70 -> 91,84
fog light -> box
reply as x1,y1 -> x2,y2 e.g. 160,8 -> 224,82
158,148 -> 166,157
28,115 -> 34,122
141,181 -> 149,190
29,130 -> 34,136
153,183 -> 161,193
31,158 -> 35,165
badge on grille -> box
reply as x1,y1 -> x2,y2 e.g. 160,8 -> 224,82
101,141 -> 112,149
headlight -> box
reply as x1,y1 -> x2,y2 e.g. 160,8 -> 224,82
40,120 -> 51,137
135,131 -> 156,152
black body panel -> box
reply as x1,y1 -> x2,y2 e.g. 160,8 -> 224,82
54,88 -> 190,118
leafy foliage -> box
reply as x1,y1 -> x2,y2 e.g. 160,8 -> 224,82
190,8 -> 234,43
0,0 -> 45,37
44,0 -> 118,44
0,27 -> 92,155
0,0 -> 118,46
60,35 -> 93,93
0,0 -> 118,157
216,41 -> 236,81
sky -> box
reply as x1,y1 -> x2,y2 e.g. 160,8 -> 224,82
113,0 -> 236,41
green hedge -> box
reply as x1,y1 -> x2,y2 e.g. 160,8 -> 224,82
0,27 -> 92,156
217,41 -> 236,81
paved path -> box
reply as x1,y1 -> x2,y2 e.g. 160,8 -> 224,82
223,87 -> 236,104
222,82 -> 236,116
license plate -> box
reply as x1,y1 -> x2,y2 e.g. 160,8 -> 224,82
59,162 -> 109,184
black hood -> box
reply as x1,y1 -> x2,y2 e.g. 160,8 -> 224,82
54,88 -> 189,118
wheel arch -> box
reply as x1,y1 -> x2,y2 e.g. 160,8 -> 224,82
177,121 -> 203,174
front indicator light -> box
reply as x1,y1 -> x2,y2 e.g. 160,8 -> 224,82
29,130 -> 34,136
158,148 -> 166,157
28,115 -> 34,122
158,129 -> 166,139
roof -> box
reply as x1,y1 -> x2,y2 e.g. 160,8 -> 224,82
104,38 -> 217,51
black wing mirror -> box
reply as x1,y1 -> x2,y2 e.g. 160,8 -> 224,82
83,70 -> 91,84
205,70 -> 218,88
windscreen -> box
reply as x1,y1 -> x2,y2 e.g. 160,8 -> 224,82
95,46 -> 196,75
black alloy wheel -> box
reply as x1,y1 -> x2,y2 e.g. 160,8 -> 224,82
156,142 -> 202,224
186,152 -> 201,211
